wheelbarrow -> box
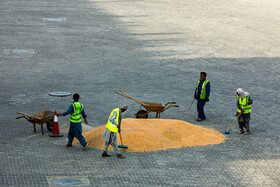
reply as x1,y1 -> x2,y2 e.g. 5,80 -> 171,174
16,111 -> 55,135
115,90 -> 179,118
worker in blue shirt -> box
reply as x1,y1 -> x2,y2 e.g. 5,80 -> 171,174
58,93 -> 89,151
194,72 -> 211,121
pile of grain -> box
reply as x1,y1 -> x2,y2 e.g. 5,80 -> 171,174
73,119 -> 225,152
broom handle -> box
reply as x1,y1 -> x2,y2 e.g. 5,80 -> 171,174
227,103 -> 249,131
119,132 -> 124,146
183,98 -> 195,120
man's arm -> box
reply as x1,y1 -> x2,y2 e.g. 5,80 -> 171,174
248,96 -> 253,105
205,82 -> 210,101
81,108 -> 88,124
57,104 -> 73,117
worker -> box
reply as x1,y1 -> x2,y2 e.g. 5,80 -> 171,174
57,93 -> 89,151
101,104 -> 128,159
194,72 -> 211,121
236,88 -> 253,135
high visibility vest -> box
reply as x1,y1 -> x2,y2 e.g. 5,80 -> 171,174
237,95 -> 251,114
196,80 -> 210,100
70,102 -> 83,123
106,108 -> 120,133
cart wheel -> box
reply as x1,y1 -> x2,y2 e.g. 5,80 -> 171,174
135,110 -> 148,119
46,121 -> 53,132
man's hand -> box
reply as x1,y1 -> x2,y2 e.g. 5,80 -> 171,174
84,118 -> 88,124
57,113 -> 62,117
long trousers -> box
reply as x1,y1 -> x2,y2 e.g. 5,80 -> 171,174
68,122 -> 86,147
197,99 -> 206,119
104,132 -> 121,154
239,122 -> 249,130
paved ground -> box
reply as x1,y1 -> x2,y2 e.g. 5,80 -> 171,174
1,0 -> 280,186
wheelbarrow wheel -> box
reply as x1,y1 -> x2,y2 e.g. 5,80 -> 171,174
135,110 -> 148,119
46,121 -> 53,132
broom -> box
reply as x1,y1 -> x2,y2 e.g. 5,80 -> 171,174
118,132 -> 128,149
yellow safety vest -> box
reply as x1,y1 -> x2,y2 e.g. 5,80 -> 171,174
70,102 -> 83,123
106,108 -> 120,133
196,80 -> 210,99
237,95 -> 251,114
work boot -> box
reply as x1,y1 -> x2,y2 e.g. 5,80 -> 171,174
196,117 -> 203,121
65,144 -> 72,148
83,142 -> 89,151
102,151 -> 110,157
244,130 -> 250,135
238,129 -> 244,134
196,117 -> 205,121
117,154 -> 125,159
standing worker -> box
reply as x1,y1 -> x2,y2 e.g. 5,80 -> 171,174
101,104 -> 128,159
236,88 -> 253,134
58,93 -> 89,151
194,72 -> 211,121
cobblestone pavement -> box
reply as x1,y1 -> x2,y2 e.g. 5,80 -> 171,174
1,0 -> 280,186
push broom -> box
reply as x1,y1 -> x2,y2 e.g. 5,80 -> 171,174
118,132 -> 128,149
225,103 -> 249,134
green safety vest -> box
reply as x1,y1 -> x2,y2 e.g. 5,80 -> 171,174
237,95 -> 251,114
196,80 -> 210,100
106,108 -> 120,133
70,102 -> 83,123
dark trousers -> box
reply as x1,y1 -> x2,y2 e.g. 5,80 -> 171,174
238,122 -> 249,130
68,122 -> 86,147
197,99 -> 206,119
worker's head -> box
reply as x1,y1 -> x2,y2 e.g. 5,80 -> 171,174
236,88 -> 245,98
200,72 -> 207,81
119,104 -> 128,112
73,93 -> 80,101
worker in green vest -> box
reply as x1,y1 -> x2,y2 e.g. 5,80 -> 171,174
101,104 -> 128,159
58,93 -> 89,151
236,88 -> 253,135
194,72 -> 211,121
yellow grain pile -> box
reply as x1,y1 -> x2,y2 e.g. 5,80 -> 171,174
73,118 -> 225,152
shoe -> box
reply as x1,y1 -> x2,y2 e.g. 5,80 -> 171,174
65,144 -> 72,148
102,151 -> 110,157
238,129 -> 244,134
117,154 -> 125,159
196,118 -> 205,121
196,118 -> 203,121
244,130 -> 250,135
83,142 -> 89,151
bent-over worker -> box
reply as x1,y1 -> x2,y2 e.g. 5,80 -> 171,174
58,93 -> 89,151
194,72 -> 211,121
236,88 -> 253,135
101,104 -> 128,159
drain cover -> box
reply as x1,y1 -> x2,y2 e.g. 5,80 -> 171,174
43,18 -> 67,22
4,49 -> 35,54
48,92 -> 71,97
53,178 -> 82,185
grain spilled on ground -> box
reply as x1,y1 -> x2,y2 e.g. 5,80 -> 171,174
73,118 -> 226,152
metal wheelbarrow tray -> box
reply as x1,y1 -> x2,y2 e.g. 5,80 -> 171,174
16,111 -> 55,135
115,90 -> 179,118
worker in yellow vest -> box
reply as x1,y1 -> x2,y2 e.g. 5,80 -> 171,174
58,93 -> 89,151
236,88 -> 253,135
101,104 -> 128,159
194,72 -> 211,121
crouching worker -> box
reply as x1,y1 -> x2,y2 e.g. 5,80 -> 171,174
236,88 -> 253,135
57,93 -> 89,151
101,104 -> 128,159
